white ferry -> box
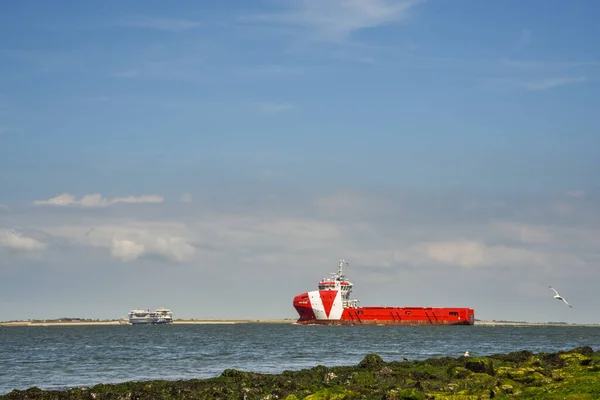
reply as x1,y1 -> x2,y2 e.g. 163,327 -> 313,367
127,307 -> 173,325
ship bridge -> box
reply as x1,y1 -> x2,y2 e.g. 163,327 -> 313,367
317,259 -> 358,308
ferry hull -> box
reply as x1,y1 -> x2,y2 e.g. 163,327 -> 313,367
129,318 -> 172,325
293,291 -> 475,326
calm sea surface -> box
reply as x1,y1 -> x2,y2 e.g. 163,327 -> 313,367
1,323 -> 600,394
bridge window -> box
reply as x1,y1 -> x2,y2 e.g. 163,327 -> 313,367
449,312 -> 458,316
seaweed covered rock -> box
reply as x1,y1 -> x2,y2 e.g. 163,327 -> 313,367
490,349 -> 534,364
2,346 -> 600,400
541,352 -> 566,369
570,346 -> 594,356
465,357 -> 495,376
357,353 -> 384,369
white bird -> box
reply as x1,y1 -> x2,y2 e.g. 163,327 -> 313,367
549,286 -> 572,308
464,351 -> 470,357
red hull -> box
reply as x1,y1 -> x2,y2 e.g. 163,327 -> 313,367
293,292 -> 475,326
295,305 -> 474,325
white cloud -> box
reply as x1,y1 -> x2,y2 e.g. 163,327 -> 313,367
0,229 -> 47,252
243,0 -> 422,42
111,239 -> 145,262
407,240 -> 550,269
43,222 -> 196,263
121,17 -> 201,31
522,77 -> 587,91
32,193 -> 164,208
14,191 -> 600,271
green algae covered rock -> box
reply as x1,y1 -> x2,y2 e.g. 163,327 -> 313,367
357,353 -> 385,369
2,346 -> 600,400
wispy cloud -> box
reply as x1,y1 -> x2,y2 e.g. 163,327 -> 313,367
120,16 -> 201,32
492,221 -> 552,244
522,77 -> 587,91
408,240 -> 550,269
253,101 -> 293,114
110,57 -> 205,81
33,193 -> 164,208
242,0 -> 422,42
46,222 -> 196,262
0,229 -> 47,252
501,58 -> 600,70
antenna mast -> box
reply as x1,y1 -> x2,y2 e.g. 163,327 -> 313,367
338,259 -> 348,281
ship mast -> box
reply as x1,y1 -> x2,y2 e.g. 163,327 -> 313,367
337,259 -> 358,308
338,259 -> 348,281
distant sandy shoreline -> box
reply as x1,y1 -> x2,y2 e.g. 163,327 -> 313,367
1,319 -> 598,327
474,320 -> 600,327
0,319 -> 296,327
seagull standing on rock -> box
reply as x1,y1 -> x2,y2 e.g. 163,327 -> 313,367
549,286 -> 573,308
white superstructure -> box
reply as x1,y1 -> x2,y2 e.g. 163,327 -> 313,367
127,307 -> 173,325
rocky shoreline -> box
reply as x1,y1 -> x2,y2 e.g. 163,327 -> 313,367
2,346 -> 598,399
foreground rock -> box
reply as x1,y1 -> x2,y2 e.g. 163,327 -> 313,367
3,346 -> 599,399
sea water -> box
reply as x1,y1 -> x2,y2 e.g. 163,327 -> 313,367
1,323 -> 600,394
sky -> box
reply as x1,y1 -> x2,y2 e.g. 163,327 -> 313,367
0,0 -> 599,324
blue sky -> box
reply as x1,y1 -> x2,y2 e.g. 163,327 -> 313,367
1,0 -> 599,323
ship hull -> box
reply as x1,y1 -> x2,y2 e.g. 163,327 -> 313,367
129,318 -> 172,325
294,310 -> 474,326
293,291 -> 475,326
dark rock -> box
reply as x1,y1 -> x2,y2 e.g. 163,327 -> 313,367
358,353 -> 384,369
221,369 -> 247,379
571,346 -> 594,356
465,358 -> 495,376
580,358 -> 592,366
541,353 -> 565,369
490,350 -> 533,364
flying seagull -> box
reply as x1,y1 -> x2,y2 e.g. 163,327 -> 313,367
549,286 -> 572,308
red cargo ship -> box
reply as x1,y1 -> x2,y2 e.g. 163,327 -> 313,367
293,260 -> 475,325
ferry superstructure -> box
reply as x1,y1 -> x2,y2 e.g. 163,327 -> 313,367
127,307 -> 173,325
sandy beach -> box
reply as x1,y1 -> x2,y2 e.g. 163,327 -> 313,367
474,320 -> 600,327
0,319 -> 297,327
1,319 -> 597,327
